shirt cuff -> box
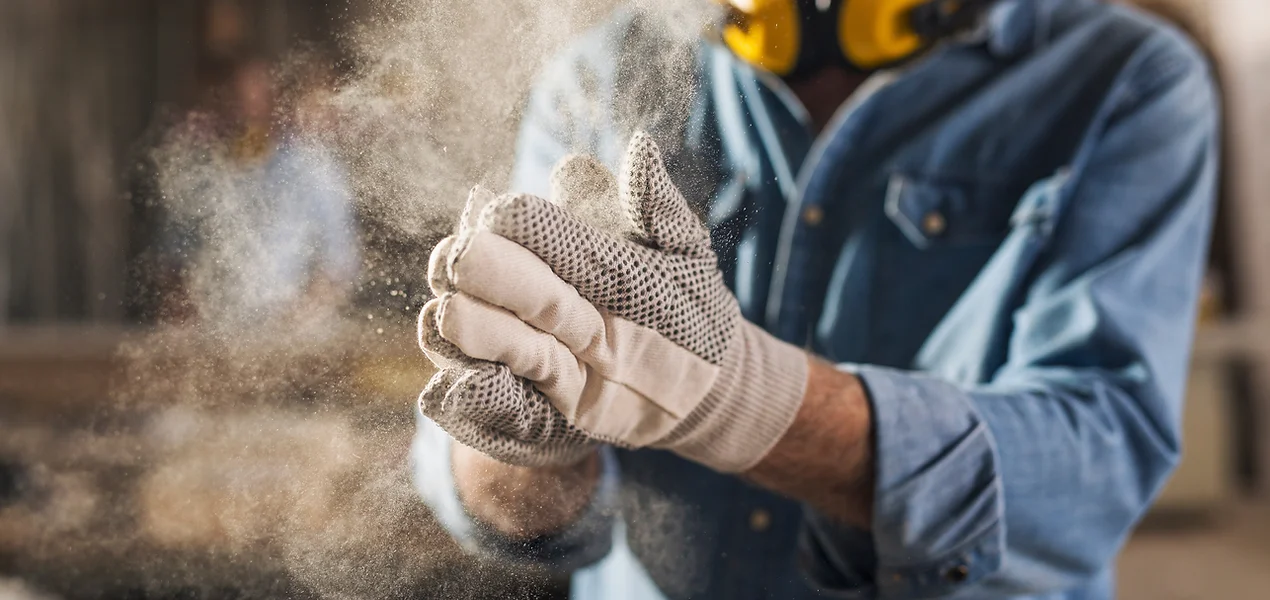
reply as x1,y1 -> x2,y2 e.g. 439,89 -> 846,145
803,364 -> 1005,598
410,416 -> 619,572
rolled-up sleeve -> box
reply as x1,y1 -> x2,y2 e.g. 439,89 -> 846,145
410,417 -> 620,571
806,31 -> 1218,599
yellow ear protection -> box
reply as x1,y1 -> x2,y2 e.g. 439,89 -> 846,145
720,0 -> 996,78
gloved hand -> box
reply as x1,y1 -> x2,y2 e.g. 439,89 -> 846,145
416,157 -> 620,468
420,132 -> 809,472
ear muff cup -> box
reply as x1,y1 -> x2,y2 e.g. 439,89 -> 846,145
721,0 -> 801,76
721,0 -> 938,75
839,0 -> 929,69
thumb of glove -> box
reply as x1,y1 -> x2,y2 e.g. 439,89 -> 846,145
619,131 -> 712,257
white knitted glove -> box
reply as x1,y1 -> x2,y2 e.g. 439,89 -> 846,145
421,133 -> 809,472
416,156 -> 622,468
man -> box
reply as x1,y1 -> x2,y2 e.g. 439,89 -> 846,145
412,0 -> 1218,598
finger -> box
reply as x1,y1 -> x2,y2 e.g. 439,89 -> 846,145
473,192 -> 728,370
441,366 -> 564,442
475,192 -> 664,308
447,186 -> 498,271
418,368 -> 464,415
437,361 -> 686,450
417,297 -> 469,369
459,185 -> 498,233
444,419 -> 596,468
549,153 -> 625,235
448,231 -> 720,415
427,236 -> 458,295
434,291 -> 586,406
449,230 -> 606,354
419,369 -> 572,467
421,359 -> 686,454
619,131 -> 712,256
452,227 -> 721,401
445,418 -> 598,468
420,365 -> 599,467
433,290 -> 703,435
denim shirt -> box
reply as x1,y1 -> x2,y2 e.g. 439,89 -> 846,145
411,1 -> 1219,598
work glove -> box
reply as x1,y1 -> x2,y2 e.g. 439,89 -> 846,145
415,157 -> 618,468
419,132 -> 809,472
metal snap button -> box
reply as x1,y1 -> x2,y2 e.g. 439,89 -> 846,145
802,206 -> 824,227
748,508 -> 771,532
922,211 -> 947,236
943,564 -> 970,583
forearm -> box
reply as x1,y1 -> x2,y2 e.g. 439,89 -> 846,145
452,442 -> 601,538
744,357 -> 874,528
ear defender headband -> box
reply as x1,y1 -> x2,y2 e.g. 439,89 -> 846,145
720,0 -> 996,78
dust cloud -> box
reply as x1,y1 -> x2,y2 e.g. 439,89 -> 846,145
0,578 -> 59,600
324,0 -> 716,239
3,0 -> 721,598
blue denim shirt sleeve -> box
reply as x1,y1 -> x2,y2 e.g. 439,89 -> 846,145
811,31 -> 1218,599
410,416 -> 620,571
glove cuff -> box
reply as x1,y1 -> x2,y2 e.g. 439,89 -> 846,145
662,322 -> 809,472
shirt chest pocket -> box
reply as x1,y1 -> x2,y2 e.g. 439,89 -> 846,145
883,173 -> 1022,249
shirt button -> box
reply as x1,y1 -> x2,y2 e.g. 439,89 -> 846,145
802,206 -> 824,227
748,508 -> 771,532
943,564 -> 970,583
922,211 -> 947,236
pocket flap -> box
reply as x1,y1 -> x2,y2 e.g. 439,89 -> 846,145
884,174 -> 1020,249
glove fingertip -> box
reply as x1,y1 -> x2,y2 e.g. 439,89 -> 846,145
551,154 -> 618,202
427,236 -> 458,295
460,185 -> 499,232
418,297 -> 469,369
418,368 -> 462,416
618,130 -> 711,254
475,192 -> 564,244
417,298 -> 439,352
551,155 -> 628,236
478,191 -> 537,223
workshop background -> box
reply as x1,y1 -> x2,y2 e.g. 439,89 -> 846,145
2,1 -> 1268,599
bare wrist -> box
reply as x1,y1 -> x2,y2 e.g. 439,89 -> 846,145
452,442 -> 601,538
744,358 -> 874,528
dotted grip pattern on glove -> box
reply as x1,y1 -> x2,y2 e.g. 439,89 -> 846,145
472,133 -> 807,472
482,139 -> 738,366
415,156 -> 624,468
421,133 -> 808,472
418,295 -> 598,467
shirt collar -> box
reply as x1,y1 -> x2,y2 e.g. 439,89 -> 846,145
708,0 -> 1052,137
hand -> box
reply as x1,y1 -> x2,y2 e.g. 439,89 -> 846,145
421,132 -> 809,472
416,155 -> 624,468
418,301 -> 598,467
451,442 -> 601,537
